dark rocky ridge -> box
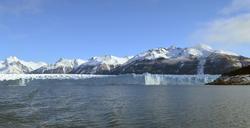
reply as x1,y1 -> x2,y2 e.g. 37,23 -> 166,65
32,66 -> 73,74
222,65 -> 250,76
110,57 -> 200,75
203,54 -> 250,74
109,53 -> 250,75
70,63 -> 117,74
208,66 -> 250,85
28,45 -> 250,75
30,53 -> 250,75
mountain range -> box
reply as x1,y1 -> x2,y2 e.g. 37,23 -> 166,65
1,44 -> 250,75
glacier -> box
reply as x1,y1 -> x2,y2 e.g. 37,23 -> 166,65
197,57 -> 206,75
0,74 -> 219,86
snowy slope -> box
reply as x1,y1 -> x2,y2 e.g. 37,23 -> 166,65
111,44 -> 248,75
72,55 -> 132,74
127,44 -> 238,63
85,55 -> 130,65
20,60 -> 47,71
32,58 -> 86,74
0,44 -> 245,75
0,56 -> 47,74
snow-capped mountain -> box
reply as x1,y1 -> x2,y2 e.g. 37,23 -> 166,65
71,55 -> 132,74
32,58 -> 86,74
1,44 -> 249,75
0,56 -> 47,74
111,44 -> 250,75
126,44 -> 238,63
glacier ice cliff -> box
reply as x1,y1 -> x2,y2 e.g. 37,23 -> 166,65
0,74 -> 219,86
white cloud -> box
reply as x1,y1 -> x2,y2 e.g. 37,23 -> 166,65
194,13 -> 250,44
221,0 -> 250,15
192,0 -> 250,45
0,0 -> 44,15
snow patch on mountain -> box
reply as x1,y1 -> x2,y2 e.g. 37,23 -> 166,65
72,56 -> 132,74
121,44 -> 240,75
215,50 -> 239,56
127,44 -> 239,63
33,58 -> 86,74
55,58 -> 76,68
0,56 -> 47,74
0,44 -> 242,74
74,59 -> 86,67
20,61 -> 47,70
85,55 -> 130,66
46,58 -> 86,69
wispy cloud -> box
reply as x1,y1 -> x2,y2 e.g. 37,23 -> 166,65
193,14 -> 250,44
221,0 -> 250,15
0,0 -> 44,15
192,0 -> 250,45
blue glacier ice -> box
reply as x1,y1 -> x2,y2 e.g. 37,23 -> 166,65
0,74 -> 219,86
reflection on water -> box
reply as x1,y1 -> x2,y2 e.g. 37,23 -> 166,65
0,83 -> 250,128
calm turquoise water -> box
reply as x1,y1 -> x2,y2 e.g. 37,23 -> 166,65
0,83 -> 250,128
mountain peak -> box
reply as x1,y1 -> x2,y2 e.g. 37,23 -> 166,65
5,56 -> 19,63
192,44 -> 238,56
193,44 -> 213,51
54,58 -> 74,67
86,55 -> 129,66
168,45 -> 178,50
56,58 -> 68,62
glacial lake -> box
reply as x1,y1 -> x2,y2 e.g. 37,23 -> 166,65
0,82 -> 250,128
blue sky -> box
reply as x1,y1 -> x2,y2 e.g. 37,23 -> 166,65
0,0 -> 250,62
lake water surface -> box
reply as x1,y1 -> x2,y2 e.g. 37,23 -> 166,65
0,83 -> 250,128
